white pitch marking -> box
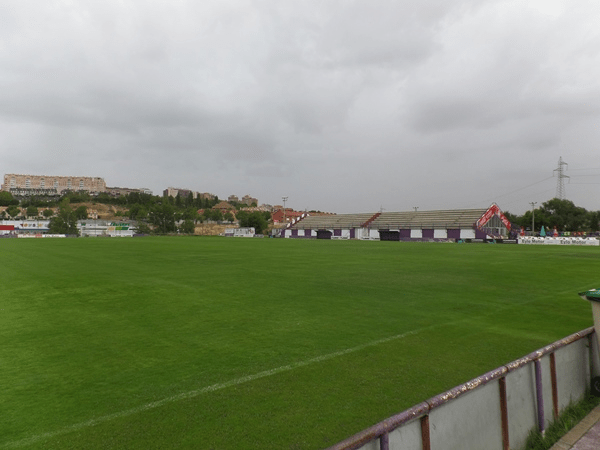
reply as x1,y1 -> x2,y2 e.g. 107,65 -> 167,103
3,328 -> 424,449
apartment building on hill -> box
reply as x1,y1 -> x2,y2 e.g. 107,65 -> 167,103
2,174 -> 107,196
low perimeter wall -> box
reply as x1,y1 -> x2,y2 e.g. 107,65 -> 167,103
328,327 -> 599,450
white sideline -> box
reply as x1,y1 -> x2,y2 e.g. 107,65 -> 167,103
3,328 -> 424,449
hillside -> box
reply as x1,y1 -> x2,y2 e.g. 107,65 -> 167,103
72,202 -> 128,221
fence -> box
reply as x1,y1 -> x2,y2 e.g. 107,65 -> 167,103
328,327 -> 598,450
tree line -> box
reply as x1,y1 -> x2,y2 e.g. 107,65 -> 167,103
1,190 -> 272,235
505,198 -> 600,233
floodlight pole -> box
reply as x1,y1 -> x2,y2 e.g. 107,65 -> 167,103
282,196 -> 288,225
530,202 -> 537,235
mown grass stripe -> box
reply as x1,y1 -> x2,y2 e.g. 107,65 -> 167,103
2,328 -> 423,449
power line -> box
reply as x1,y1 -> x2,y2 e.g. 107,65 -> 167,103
489,177 -> 554,200
498,188 -> 555,209
468,176 -> 553,208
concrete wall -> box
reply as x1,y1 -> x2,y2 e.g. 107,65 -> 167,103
410,229 -> 422,239
285,226 -> 482,241
387,417 -> 422,450
429,381 -> 504,450
433,229 -> 447,239
460,229 -> 476,239
504,364 -> 538,449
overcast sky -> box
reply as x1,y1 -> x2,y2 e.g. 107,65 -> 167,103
1,1 -> 600,214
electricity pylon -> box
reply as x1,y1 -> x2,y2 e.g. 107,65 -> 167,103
553,157 -> 569,200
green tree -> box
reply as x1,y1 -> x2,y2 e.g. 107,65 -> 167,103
133,222 -> 152,235
137,206 -> 149,220
179,220 -> 196,234
0,191 -> 18,206
203,209 -> 223,222
186,192 -> 194,207
75,205 -> 88,220
507,199 -> 599,233
66,191 -> 91,203
212,209 -> 223,222
207,196 -> 219,208
223,212 -> 235,222
194,196 -> 204,209
238,211 -> 269,234
589,211 -> 600,232
26,205 -> 39,218
128,204 -> 149,220
43,209 -> 54,218
126,192 -> 154,206
94,192 -> 114,204
182,207 -> 199,223
149,203 -> 178,234
6,205 -> 21,218
48,201 -> 79,235
540,198 -> 588,232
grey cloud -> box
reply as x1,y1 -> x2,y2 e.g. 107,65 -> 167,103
1,1 -> 600,213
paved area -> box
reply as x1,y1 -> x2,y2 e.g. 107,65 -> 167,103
550,405 -> 600,450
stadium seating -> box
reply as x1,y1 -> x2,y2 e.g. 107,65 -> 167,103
369,209 -> 487,229
292,213 -> 378,230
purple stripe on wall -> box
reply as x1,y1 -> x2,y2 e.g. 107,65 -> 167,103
305,229 -> 311,237
447,229 -> 461,239
422,229 -> 434,238
475,229 -> 487,239
350,229 -> 355,239
400,229 -> 411,238
334,229 -> 342,236
291,229 -> 298,236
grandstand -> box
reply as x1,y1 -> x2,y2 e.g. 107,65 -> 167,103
370,209 -> 486,230
283,213 -> 378,239
282,204 -> 512,241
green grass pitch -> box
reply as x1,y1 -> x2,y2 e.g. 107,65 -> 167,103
1,237 -> 597,449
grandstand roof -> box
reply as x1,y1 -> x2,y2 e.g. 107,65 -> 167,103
291,212 -> 377,229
